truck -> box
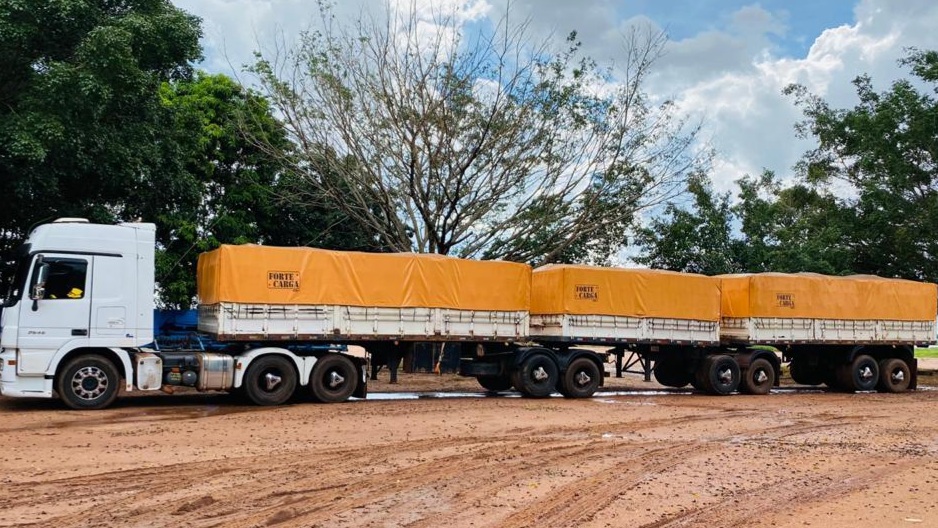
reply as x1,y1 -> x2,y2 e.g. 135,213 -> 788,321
0,218 -> 935,410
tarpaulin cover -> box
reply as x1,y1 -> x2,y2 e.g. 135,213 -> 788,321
718,273 -> 938,321
531,265 -> 721,321
198,245 -> 531,311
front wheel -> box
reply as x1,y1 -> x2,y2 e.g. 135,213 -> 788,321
310,354 -> 357,403
559,358 -> 601,398
511,354 -> 558,398
243,355 -> 297,406
57,354 -> 120,410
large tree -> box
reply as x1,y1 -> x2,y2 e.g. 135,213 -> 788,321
254,3 -> 709,264
151,73 -> 382,308
786,49 -> 938,281
632,174 -> 741,275
634,170 -> 854,275
0,0 -> 202,284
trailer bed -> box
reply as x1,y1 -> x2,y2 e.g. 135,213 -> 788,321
199,303 -> 527,342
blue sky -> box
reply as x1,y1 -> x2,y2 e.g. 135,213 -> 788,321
627,0 -> 854,55
174,0 -> 938,195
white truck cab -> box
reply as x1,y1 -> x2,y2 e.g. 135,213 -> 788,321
0,219 -> 156,405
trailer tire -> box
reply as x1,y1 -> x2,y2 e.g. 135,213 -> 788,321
477,375 -> 513,392
511,354 -> 558,398
243,355 -> 297,406
57,354 -> 120,410
559,358 -> 602,398
877,358 -> 911,393
740,358 -> 775,395
653,361 -> 692,388
699,355 -> 740,396
835,354 -> 879,392
310,354 -> 357,403
789,360 -> 824,386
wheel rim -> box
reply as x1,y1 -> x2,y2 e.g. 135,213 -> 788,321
532,366 -> 549,382
857,365 -> 875,382
890,367 -> 905,383
264,372 -> 283,391
574,369 -> 592,387
327,369 -> 347,389
717,367 -> 734,385
71,366 -> 109,401
752,368 -> 769,385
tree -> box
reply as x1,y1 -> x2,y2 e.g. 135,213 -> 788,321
733,171 -> 854,274
633,174 -> 741,275
0,0 -> 202,285
786,49 -> 938,281
634,170 -> 854,275
152,73 -> 382,308
253,2 -> 709,264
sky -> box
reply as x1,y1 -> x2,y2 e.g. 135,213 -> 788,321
173,0 -> 938,196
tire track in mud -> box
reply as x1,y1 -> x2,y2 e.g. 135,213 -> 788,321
493,444 -> 717,528
0,394 -> 926,528
635,460 -> 916,528
0,407 -> 739,528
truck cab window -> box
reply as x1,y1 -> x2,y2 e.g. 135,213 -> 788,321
39,258 -> 88,300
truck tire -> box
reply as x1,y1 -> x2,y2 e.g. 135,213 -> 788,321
877,358 -> 911,393
511,353 -> 558,398
477,375 -> 513,392
559,357 -> 601,398
835,354 -> 879,392
309,354 -> 357,403
699,355 -> 740,396
739,358 -> 774,395
243,355 -> 297,406
653,360 -> 692,388
788,360 -> 824,386
57,354 -> 120,410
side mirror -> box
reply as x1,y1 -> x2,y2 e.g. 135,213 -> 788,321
29,256 -> 48,311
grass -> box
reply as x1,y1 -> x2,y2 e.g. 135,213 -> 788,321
915,347 -> 938,358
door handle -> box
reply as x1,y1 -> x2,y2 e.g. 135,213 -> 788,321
71,329 -> 88,336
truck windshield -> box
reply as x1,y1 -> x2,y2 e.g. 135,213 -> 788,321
3,245 -> 32,308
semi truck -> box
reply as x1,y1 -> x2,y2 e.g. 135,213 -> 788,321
0,218 -> 935,410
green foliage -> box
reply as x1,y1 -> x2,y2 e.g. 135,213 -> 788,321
786,49 -> 938,282
633,174 -> 741,275
635,171 -> 854,275
641,49 -> 938,282
0,0 -> 202,284
151,73 -> 380,308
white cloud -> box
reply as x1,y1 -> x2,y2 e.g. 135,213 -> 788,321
175,0 -> 938,196
659,0 -> 938,193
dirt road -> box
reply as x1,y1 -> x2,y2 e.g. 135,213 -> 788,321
1,372 -> 937,528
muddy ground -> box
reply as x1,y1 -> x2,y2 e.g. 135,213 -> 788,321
1,366 -> 937,528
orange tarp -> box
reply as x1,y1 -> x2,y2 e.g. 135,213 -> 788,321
531,265 -> 721,321
198,245 -> 531,311
718,273 -> 938,321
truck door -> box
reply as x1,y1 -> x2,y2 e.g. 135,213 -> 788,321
16,254 -> 93,374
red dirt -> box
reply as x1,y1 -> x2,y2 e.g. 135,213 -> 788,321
1,368 -> 937,527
